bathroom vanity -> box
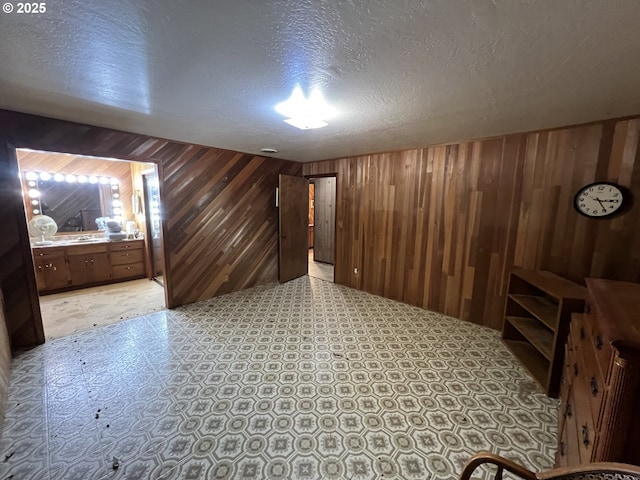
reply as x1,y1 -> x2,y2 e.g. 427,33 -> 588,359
32,238 -> 146,294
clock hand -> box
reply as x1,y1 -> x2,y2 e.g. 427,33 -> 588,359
595,198 -> 605,210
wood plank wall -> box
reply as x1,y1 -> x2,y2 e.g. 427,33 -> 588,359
0,110 -> 301,349
303,118 -> 640,330
313,177 -> 336,264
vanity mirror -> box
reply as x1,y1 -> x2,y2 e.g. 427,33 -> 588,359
23,171 -> 121,232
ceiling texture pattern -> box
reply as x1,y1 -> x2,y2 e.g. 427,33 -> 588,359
1,0 -> 639,162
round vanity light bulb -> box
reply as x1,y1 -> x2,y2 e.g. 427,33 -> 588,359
77,175 -> 87,183
54,173 -> 65,182
89,176 -> 99,184
25,172 -> 38,181
113,207 -> 122,215
28,189 -> 40,198
31,200 -> 39,205
112,200 -> 122,207
28,181 -> 36,187
33,209 -> 40,214
110,177 -> 119,185
100,177 -> 109,184
66,174 -> 77,183
39,172 -> 51,181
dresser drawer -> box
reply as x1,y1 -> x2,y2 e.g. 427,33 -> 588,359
110,240 -> 144,252
572,361 -> 596,463
112,262 -> 145,279
585,298 -> 613,379
561,389 -> 581,466
111,248 -> 144,266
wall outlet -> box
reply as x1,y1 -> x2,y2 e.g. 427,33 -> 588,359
353,267 -> 358,274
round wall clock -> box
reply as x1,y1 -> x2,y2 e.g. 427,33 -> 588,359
574,182 -> 625,218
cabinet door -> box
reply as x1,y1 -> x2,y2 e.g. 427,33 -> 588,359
89,253 -> 111,283
68,254 -> 92,286
42,253 -> 69,290
33,251 -> 69,292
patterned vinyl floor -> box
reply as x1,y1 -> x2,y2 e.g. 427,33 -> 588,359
0,276 -> 558,480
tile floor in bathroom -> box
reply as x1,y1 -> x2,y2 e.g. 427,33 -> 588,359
39,278 -> 166,340
0,276 -> 558,480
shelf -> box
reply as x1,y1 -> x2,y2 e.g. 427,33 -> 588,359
505,316 -> 553,360
508,294 -> 557,331
503,339 -> 549,388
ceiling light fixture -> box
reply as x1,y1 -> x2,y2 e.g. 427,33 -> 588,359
275,86 -> 337,130
260,148 -> 279,154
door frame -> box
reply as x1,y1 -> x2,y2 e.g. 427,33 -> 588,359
8,143 -> 171,342
305,173 -> 338,283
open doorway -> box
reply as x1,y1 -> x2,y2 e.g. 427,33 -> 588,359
308,177 -> 335,282
17,148 -> 166,340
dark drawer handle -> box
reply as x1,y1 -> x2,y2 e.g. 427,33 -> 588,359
595,335 -> 603,350
566,403 -> 572,418
590,376 -> 598,396
574,363 -> 579,377
585,303 -> 591,314
559,441 -> 565,457
580,327 -> 585,340
582,424 -> 590,446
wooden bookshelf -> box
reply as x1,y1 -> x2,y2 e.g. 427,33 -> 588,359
502,269 -> 586,397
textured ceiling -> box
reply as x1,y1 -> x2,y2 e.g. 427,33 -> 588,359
1,0 -> 640,162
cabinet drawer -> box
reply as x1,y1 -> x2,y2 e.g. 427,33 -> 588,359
66,243 -> 109,255
111,249 -> 144,266
110,240 -> 144,252
32,248 -> 66,259
112,262 -> 145,279
585,298 -> 613,379
572,363 -> 596,463
557,396 -> 581,467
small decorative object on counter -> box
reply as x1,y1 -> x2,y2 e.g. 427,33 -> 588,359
105,220 -> 127,241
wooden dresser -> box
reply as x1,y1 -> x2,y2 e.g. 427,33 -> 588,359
556,278 -> 640,467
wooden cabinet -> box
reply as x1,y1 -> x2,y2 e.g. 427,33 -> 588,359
502,269 -> 585,397
33,248 -> 69,291
110,241 -> 145,279
67,243 -> 111,286
33,239 -> 145,294
556,278 -> 640,468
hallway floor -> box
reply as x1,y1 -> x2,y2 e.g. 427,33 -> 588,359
1,276 -> 557,479
39,278 -> 166,340
308,249 -> 334,282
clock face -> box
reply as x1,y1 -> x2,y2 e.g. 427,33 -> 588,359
574,182 -> 625,218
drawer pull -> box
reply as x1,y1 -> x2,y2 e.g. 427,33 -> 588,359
582,424 -> 590,447
595,335 -> 603,350
559,441 -> 565,456
566,403 -> 572,418
580,327 -> 585,340
574,363 -> 579,377
585,303 -> 591,314
590,376 -> 598,396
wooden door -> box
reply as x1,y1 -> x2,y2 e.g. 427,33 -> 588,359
278,174 -> 309,283
313,177 -> 336,264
